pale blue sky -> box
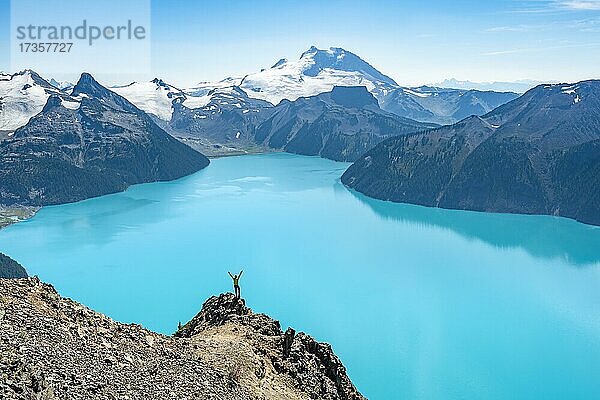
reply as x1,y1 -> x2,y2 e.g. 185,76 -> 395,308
1,0 -> 599,86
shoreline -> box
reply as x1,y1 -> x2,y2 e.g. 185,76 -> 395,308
0,150 -> 278,231
207,147 -> 280,159
0,206 -> 39,230
172,135 -> 276,159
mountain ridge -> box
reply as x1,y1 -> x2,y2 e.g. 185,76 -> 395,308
0,72 -> 210,207
342,79 -> 600,225
1,49 -> 525,133
0,253 -> 27,279
254,85 -> 438,162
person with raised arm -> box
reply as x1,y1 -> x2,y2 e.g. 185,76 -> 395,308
228,270 -> 243,299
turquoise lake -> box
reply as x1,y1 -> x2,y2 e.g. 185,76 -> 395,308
1,153 -> 600,399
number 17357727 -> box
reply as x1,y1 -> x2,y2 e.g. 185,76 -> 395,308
18,42 -> 73,52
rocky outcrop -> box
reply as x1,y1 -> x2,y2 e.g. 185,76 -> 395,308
0,279 -> 364,400
0,254 -> 27,279
176,293 -> 365,400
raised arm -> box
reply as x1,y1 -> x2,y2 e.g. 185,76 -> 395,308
228,271 -> 234,279
238,270 -> 243,278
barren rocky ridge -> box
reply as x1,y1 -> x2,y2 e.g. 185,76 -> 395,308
0,277 -> 364,400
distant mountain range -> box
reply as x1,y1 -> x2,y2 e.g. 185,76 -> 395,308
49,78 -> 75,92
378,86 -> 518,125
1,47 -> 597,225
254,86 -> 437,161
112,79 -> 275,155
76,46 -> 515,157
0,71 -> 209,207
342,80 -> 600,226
228,46 -> 520,125
106,46 -> 519,134
118,80 -> 438,162
433,78 -> 554,94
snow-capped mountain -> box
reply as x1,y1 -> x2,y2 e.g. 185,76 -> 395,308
109,46 -> 519,129
112,46 -> 400,127
108,76 -> 274,155
230,46 -> 518,124
239,46 -> 397,105
49,78 -> 75,92
185,77 -> 244,97
111,78 -> 189,121
0,70 -> 66,133
1,72 -> 209,206
111,77 -> 256,123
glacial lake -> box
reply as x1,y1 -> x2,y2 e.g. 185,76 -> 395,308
1,153 -> 600,399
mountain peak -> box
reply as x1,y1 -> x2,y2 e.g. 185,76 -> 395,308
296,46 -> 397,86
14,69 -> 39,77
329,86 -> 378,108
300,46 -> 346,60
41,94 -> 64,112
72,72 -> 104,96
12,69 -> 54,88
72,72 -> 141,114
300,45 -> 319,58
271,58 -> 288,68
151,77 -> 170,88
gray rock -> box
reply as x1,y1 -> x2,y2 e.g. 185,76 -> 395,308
1,280 -> 365,399
176,293 -> 365,400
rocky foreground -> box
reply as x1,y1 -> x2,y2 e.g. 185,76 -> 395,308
0,278 -> 364,399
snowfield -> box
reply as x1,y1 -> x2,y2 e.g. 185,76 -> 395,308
112,80 -> 186,121
0,71 -> 59,132
238,46 -> 397,105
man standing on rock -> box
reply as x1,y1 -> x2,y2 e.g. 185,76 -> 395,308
228,270 -> 243,299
